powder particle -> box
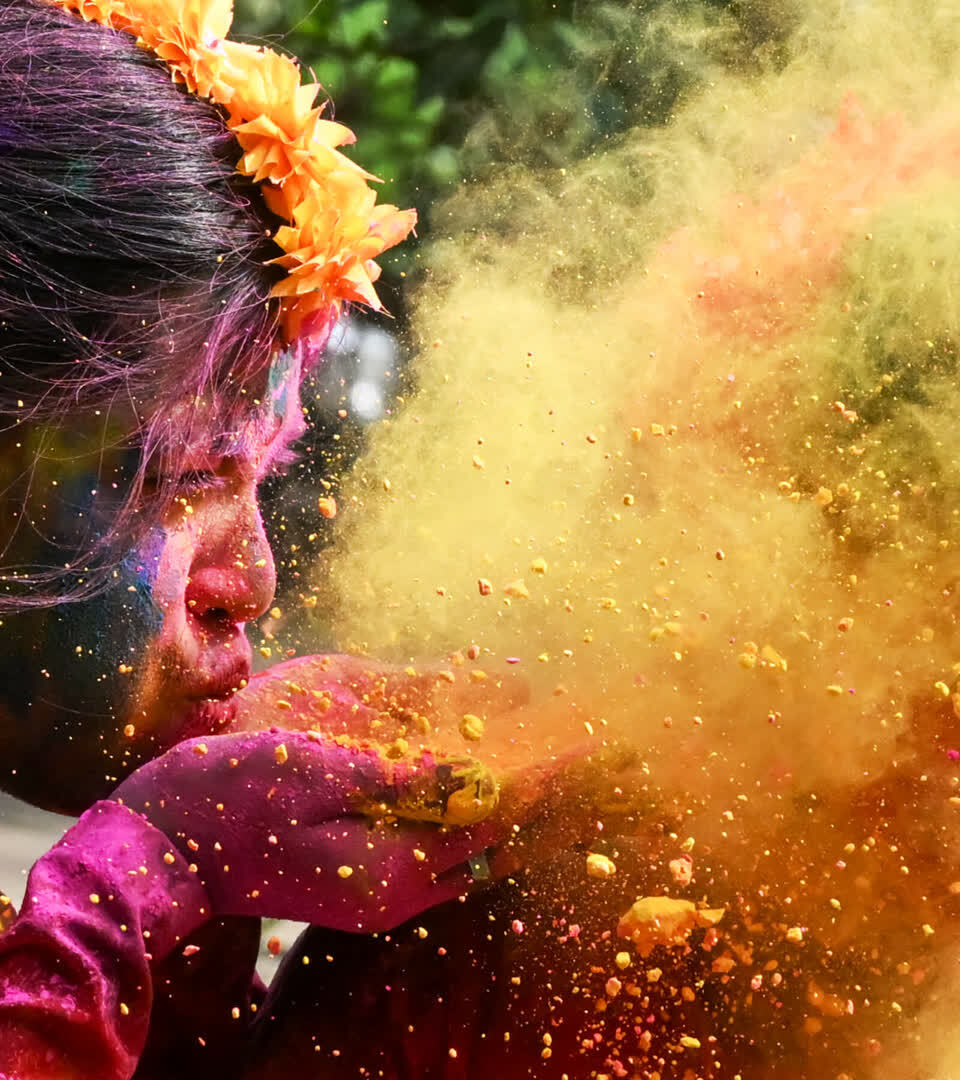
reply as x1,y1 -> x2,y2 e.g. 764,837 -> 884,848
586,853 -> 616,879
618,897 -> 725,958
669,855 -> 694,885
459,713 -> 485,741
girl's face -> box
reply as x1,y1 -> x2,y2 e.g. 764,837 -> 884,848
0,351 -> 305,813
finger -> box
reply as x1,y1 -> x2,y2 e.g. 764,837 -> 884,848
205,815 -> 494,933
230,659 -> 381,737
116,732 -> 498,830
231,654 -> 531,746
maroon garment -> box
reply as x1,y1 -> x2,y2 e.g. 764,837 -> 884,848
236,859 -> 778,1080
133,916 -> 266,1079
0,730 -> 501,1080
231,861 -> 615,1080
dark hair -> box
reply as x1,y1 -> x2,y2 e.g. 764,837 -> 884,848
0,0 -> 291,609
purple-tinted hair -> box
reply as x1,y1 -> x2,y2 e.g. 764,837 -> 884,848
0,0 -> 312,610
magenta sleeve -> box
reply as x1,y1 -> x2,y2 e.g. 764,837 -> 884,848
0,800 -> 210,1080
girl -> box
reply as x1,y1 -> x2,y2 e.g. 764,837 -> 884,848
0,3 -> 613,1077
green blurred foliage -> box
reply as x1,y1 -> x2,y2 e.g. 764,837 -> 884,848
233,0 -> 798,289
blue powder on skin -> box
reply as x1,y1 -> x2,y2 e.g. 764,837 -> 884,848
267,348 -> 297,423
116,526 -> 165,636
3,526 -> 166,722
0,454 -> 165,727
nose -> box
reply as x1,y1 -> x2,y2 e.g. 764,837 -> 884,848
184,487 -> 276,625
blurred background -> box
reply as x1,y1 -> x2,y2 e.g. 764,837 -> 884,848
233,0 -> 793,312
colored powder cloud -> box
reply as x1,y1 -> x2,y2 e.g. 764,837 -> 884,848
303,3 -> 960,1073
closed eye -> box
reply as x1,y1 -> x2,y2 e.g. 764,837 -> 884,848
175,469 -> 225,495
142,469 -> 226,499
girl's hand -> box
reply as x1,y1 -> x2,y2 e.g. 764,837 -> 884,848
229,654 -> 641,881
111,728 -> 505,933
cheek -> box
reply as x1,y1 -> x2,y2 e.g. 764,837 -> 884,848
116,525 -> 167,636
0,527 -> 172,725
60,525 -> 171,680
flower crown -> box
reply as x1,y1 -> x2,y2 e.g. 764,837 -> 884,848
51,0 -> 417,344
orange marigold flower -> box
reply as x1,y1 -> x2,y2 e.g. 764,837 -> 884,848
55,0 -> 133,31
47,0 -> 417,344
222,41 -> 305,120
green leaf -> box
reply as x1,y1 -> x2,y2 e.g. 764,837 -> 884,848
373,56 -> 418,97
335,0 -> 389,51
311,57 -> 348,94
483,24 -> 531,84
425,144 -> 460,186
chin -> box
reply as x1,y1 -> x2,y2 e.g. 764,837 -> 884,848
147,694 -> 239,751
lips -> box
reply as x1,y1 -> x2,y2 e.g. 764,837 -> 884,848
181,631 -> 253,703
